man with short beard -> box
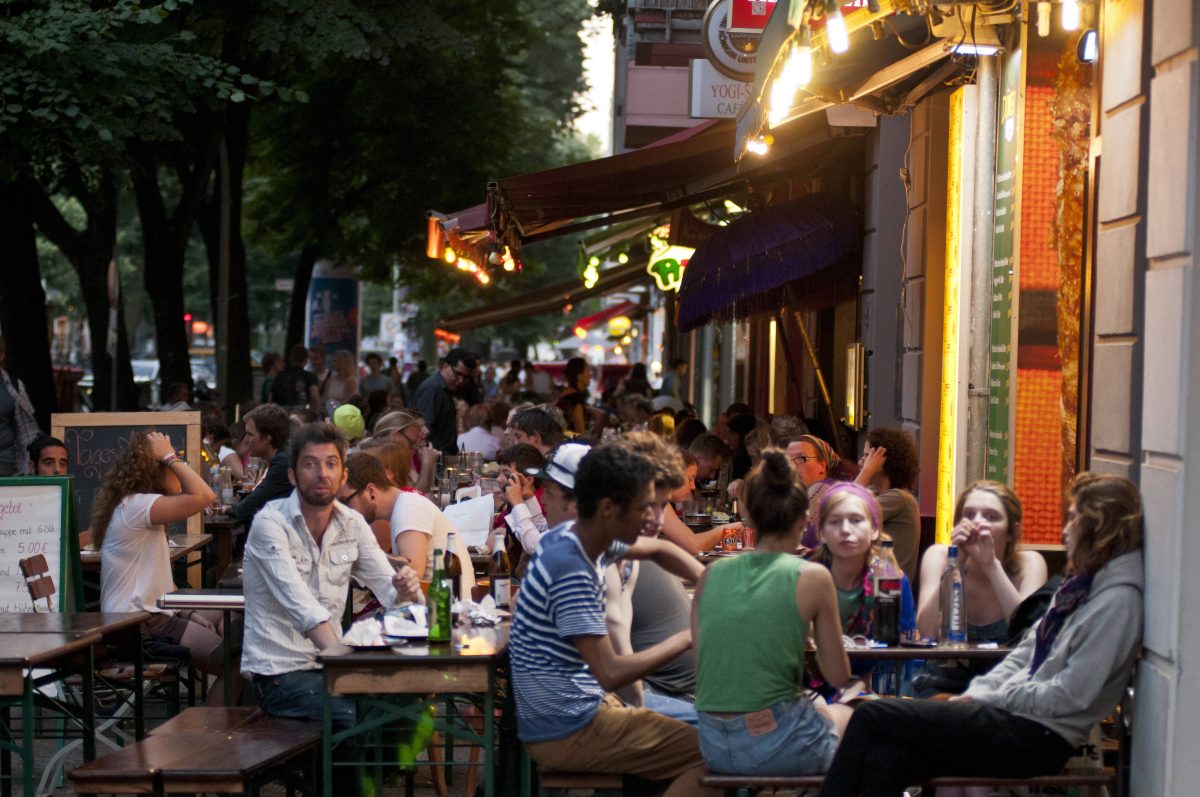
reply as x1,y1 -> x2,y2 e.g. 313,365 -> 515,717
240,423 -> 422,729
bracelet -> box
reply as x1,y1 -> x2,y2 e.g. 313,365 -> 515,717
160,453 -> 179,466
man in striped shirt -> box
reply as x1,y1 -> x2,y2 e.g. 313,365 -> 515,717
511,445 -> 719,797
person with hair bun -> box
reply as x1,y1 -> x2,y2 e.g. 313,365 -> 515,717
692,451 -> 852,776
819,473 -> 1145,797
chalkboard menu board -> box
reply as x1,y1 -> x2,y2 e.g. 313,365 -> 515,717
51,412 -> 203,536
0,477 -> 78,612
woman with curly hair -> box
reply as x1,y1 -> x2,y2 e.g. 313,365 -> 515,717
95,431 -> 233,705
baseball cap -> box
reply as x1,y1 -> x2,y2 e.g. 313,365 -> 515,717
333,404 -> 365,441
527,441 -> 592,490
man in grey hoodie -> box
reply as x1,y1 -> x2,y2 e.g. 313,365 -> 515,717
819,473 -> 1144,797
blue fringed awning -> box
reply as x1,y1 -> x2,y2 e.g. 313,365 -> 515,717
675,193 -> 862,331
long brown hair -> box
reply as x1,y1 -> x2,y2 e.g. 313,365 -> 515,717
953,480 -> 1025,578
1068,472 -> 1143,574
91,433 -> 167,548
356,437 -> 413,489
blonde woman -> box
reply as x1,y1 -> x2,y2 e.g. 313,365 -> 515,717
322,350 -> 359,404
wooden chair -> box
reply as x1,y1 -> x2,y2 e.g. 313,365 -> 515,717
19,554 -> 56,612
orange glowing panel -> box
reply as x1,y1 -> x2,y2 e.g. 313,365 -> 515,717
1013,367 -> 1063,545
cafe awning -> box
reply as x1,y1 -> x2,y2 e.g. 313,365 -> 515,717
437,259 -> 648,333
486,113 -> 857,255
675,192 -> 862,331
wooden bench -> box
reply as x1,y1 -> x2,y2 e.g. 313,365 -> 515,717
538,769 -> 624,794
699,768 -> 1117,795
70,707 -> 321,795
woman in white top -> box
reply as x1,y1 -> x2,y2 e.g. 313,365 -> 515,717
94,431 -> 233,706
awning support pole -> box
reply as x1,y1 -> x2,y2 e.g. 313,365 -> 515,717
785,285 -> 845,456
774,310 -> 810,419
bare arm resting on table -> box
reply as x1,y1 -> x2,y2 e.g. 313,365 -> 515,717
574,630 -> 692,692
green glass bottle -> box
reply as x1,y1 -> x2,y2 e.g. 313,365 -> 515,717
427,547 -> 451,643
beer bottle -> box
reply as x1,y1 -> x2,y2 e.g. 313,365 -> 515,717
444,532 -> 463,602
428,547 -> 451,643
490,528 -> 512,609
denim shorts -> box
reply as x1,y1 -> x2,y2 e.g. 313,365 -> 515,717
699,698 -> 838,775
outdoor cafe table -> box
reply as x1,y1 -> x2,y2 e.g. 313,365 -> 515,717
202,515 -> 246,584
0,611 -> 151,738
317,623 -> 514,797
81,533 -> 214,588
0,631 -> 101,797
158,590 -> 246,706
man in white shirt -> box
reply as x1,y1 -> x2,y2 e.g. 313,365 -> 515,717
338,452 -> 475,599
241,422 -> 422,729
456,404 -> 501,460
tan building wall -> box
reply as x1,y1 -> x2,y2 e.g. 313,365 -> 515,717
1095,0 -> 1200,792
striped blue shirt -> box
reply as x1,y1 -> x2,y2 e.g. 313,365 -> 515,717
511,522 -> 629,742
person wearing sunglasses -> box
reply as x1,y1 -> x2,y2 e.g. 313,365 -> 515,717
784,434 -> 842,549
412,348 -> 479,457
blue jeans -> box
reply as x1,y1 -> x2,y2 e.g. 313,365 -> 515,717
699,699 -> 837,775
253,669 -> 357,731
643,686 -> 699,727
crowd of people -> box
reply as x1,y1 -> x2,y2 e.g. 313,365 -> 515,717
5,341 -> 1145,796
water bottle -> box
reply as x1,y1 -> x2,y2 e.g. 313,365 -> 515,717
939,545 -> 968,649
872,540 -> 902,646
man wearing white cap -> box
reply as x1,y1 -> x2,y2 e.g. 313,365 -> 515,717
501,441 -> 591,556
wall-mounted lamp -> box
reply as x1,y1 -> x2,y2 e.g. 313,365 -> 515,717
1077,28 -> 1098,62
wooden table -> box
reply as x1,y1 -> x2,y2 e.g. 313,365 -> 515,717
81,532 -> 213,583
0,612 -> 152,736
202,515 -> 245,585
158,590 -> 245,705
0,632 -> 101,797
841,642 -> 1012,661
318,623 -> 514,797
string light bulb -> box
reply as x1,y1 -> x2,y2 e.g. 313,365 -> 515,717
1061,0 -> 1080,31
825,2 -> 849,54
1036,1 -> 1051,37
746,135 -> 773,156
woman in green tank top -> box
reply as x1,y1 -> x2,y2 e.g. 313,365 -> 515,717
692,451 -> 853,775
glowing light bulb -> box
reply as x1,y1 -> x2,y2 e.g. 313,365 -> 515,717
443,248 -> 457,264
617,252 -> 629,264
746,135 -> 772,156
1037,2 -> 1051,37
825,5 -> 849,54
1061,0 -> 1080,31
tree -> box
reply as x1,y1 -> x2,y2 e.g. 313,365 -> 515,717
0,0 -> 248,410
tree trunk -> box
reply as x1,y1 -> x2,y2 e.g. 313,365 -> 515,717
0,178 -> 58,428
285,244 -> 319,354
28,172 -> 139,410
128,138 -> 216,394
198,105 -> 254,411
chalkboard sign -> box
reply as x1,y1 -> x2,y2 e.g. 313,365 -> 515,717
0,477 -> 80,612
50,412 -> 203,537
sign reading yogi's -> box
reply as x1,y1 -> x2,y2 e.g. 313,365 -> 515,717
689,60 -> 755,119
